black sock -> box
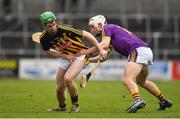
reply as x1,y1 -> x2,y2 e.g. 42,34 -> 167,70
157,93 -> 165,102
71,95 -> 78,106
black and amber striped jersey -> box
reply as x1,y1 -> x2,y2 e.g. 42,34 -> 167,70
40,24 -> 89,55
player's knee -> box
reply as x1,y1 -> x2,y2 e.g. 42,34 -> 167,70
122,77 -> 132,86
64,75 -> 73,84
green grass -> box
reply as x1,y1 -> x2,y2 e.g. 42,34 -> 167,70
0,78 -> 180,118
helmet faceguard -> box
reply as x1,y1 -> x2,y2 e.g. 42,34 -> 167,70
89,15 -> 107,31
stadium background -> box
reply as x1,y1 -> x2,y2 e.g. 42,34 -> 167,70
0,0 -> 180,118
0,0 -> 179,80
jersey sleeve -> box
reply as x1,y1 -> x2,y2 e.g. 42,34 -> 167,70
103,26 -> 112,37
40,35 -> 51,51
101,26 -> 112,41
58,24 -> 83,37
71,27 -> 83,37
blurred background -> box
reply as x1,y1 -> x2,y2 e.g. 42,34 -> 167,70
0,0 -> 180,80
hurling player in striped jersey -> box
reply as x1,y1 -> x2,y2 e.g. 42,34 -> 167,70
39,11 -> 107,113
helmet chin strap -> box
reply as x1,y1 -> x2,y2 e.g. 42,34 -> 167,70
95,33 -> 101,37
95,27 -> 102,37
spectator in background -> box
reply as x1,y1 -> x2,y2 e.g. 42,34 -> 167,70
56,0 -> 79,13
57,0 -> 65,13
2,0 -> 12,21
85,0 -> 94,13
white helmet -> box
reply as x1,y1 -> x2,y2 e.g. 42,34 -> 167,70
89,15 -> 107,29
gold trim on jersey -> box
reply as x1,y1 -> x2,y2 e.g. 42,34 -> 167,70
66,47 -> 79,52
75,37 -> 84,44
129,50 -> 137,62
60,38 -> 82,50
57,24 -> 83,36
102,36 -> 111,41
63,34 -> 88,49
39,30 -> 46,40
57,39 -> 78,52
53,44 -> 62,51
53,43 -> 74,55
62,49 -> 74,55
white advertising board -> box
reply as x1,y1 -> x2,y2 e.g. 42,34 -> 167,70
19,59 -> 59,79
19,59 -> 171,80
149,61 -> 171,80
80,59 -> 126,80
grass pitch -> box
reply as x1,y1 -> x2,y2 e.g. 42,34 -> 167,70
0,78 -> 180,118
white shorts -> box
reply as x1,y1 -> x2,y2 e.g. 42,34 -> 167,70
58,55 -> 86,70
128,47 -> 153,65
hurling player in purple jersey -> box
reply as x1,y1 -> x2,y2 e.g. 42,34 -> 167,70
76,15 -> 172,113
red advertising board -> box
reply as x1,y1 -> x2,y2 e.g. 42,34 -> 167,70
172,61 -> 180,80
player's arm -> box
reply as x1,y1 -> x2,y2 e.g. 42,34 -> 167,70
88,54 -> 109,63
82,30 -> 107,56
46,49 -> 75,62
77,36 -> 111,56
88,47 -> 112,63
46,49 -> 64,58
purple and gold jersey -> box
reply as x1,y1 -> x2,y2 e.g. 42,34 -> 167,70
102,24 -> 148,57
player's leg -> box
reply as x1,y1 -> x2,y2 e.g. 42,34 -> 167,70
122,62 -> 146,113
123,47 -> 154,113
137,67 -> 173,111
64,55 -> 86,112
47,67 -> 67,112
48,58 -> 74,112
56,67 -> 67,111
137,67 -> 164,100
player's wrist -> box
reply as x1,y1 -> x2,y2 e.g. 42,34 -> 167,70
99,57 -> 104,62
